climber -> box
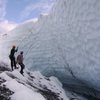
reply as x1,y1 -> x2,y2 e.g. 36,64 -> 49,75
17,51 -> 25,75
9,45 -> 18,71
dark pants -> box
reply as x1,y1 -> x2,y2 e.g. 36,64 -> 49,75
10,57 -> 16,71
18,63 -> 25,75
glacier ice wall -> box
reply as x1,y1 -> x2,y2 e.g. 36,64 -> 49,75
39,0 -> 100,90
1,0 -> 100,91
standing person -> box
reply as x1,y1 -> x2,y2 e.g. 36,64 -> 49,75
17,51 -> 25,75
9,45 -> 18,71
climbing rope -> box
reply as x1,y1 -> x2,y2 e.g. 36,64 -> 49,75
17,28 -> 34,47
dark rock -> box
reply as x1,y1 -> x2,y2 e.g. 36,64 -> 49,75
0,85 -> 14,100
0,62 -> 11,73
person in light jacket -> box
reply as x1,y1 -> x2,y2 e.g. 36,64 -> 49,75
17,51 -> 25,75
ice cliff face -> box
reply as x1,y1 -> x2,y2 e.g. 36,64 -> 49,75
1,0 -> 100,94
42,0 -> 100,89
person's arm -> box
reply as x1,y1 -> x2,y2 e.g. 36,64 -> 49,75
15,47 -> 18,52
22,55 -> 24,63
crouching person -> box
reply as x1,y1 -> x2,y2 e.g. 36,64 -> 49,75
17,51 -> 25,75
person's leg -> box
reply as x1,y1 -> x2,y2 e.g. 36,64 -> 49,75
20,63 -> 25,75
22,64 -> 25,74
11,59 -> 13,71
13,57 -> 17,69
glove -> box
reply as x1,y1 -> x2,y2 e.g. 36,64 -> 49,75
16,46 -> 18,51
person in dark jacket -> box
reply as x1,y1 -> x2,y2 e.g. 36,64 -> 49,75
17,51 -> 25,75
9,45 -> 18,71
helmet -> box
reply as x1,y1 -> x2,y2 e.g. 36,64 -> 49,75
20,51 -> 23,54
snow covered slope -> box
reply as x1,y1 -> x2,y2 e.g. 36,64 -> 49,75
1,0 -> 100,95
0,62 -> 68,100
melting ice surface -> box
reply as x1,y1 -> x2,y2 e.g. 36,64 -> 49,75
1,0 -> 100,98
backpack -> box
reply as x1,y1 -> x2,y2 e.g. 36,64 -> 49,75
9,54 -> 11,59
